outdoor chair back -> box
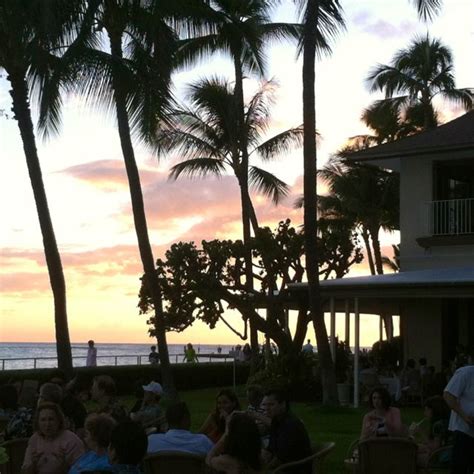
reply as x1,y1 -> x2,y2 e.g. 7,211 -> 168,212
272,441 -> 335,473
143,450 -> 207,474
0,437 -> 28,474
358,437 -> 417,474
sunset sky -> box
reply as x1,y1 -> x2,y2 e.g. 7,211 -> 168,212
1,0 -> 473,348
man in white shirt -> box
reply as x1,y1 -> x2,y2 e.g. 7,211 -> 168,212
444,363 -> 474,474
86,340 -> 97,367
147,401 -> 214,456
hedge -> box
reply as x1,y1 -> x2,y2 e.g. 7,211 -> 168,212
0,362 -> 250,395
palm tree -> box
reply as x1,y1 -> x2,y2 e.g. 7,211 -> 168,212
60,0 -> 210,398
293,0 -> 345,405
157,78 -> 302,230
318,158 -> 399,276
0,0 -> 78,374
366,35 -> 473,130
178,0 -> 301,357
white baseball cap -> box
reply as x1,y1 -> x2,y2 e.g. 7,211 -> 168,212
142,381 -> 163,395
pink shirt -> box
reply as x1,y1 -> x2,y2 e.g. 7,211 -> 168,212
361,407 -> 404,439
22,430 -> 85,474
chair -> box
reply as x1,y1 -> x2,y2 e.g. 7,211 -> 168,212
424,445 -> 452,473
272,441 -> 335,474
0,438 -> 29,474
143,451 -> 207,474
358,437 -> 417,474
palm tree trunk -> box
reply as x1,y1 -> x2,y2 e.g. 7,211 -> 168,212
8,72 -> 73,375
302,0 -> 337,405
369,225 -> 384,275
233,51 -> 259,366
108,32 -> 177,399
361,228 -> 376,275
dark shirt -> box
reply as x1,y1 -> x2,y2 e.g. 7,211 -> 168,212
61,393 -> 87,431
268,412 -> 311,474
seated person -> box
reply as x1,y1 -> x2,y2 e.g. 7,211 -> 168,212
130,381 -> 165,431
261,389 -> 311,473
360,387 -> 405,439
22,402 -> 85,474
91,376 -> 128,423
69,413 -> 116,473
206,412 -> 261,474
400,359 -> 422,398
38,382 -> 63,405
148,346 -> 159,365
61,375 -> 91,436
409,395 -> 451,467
108,420 -> 148,473
147,401 -> 213,456
200,389 -> 241,443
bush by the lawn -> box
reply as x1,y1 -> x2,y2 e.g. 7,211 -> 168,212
0,362 -> 250,394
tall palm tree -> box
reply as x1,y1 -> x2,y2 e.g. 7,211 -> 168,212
179,0 -> 301,357
157,78 -> 302,230
60,0 -> 211,397
294,0 -> 345,405
366,35 -> 473,130
0,0 -> 79,374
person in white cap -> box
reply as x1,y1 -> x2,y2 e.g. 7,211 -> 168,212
130,381 -> 166,432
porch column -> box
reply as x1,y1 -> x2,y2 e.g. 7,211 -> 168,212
354,297 -> 360,408
345,299 -> 350,347
379,315 -> 384,342
330,297 -> 336,362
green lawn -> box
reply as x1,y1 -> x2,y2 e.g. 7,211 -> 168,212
126,387 -> 423,474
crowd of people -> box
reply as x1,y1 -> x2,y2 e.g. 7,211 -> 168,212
0,346 -> 472,474
0,370 -> 318,473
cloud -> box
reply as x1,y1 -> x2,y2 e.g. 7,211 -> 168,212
351,10 -> 417,39
60,160 -> 163,191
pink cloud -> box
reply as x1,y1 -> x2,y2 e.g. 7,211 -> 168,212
60,160 -> 163,191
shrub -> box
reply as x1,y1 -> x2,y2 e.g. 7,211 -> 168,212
0,362 -> 250,395
247,352 -> 321,402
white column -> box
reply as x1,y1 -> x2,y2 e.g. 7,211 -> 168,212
379,315 -> 384,342
330,297 -> 336,362
354,297 -> 360,408
345,299 -> 350,347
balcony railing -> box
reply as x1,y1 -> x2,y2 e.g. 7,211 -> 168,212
424,198 -> 474,236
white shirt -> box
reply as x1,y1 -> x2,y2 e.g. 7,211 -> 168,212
86,347 -> 97,367
147,429 -> 214,456
444,365 -> 474,437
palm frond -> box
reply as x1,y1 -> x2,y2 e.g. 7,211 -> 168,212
410,0 -> 442,21
249,166 -> 289,204
169,157 -> 227,180
255,125 -> 304,161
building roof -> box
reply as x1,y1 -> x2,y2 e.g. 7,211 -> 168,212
348,111 -> 474,168
287,267 -> 474,302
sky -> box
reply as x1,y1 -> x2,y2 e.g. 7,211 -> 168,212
0,0 -> 473,348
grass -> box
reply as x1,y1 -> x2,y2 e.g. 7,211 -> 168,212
121,387 -> 423,474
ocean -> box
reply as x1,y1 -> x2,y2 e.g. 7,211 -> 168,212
0,342 -> 235,371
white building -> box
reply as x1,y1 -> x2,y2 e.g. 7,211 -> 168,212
288,112 -> 474,403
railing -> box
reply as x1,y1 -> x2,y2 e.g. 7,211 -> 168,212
424,198 -> 474,236
0,353 -> 233,371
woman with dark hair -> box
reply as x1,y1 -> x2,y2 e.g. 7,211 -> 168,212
360,387 -> 404,439
69,413 -> 116,473
200,389 -> 241,443
206,412 -> 262,473
22,402 -> 84,474
410,395 -> 451,467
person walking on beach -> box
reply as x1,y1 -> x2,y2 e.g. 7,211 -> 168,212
183,343 -> 198,363
148,346 -> 159,365
86,340 -> 97,367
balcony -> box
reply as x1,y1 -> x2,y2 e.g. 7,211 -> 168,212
417,198 -> 474,248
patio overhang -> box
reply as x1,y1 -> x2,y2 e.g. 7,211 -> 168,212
286,267 -> 474,303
